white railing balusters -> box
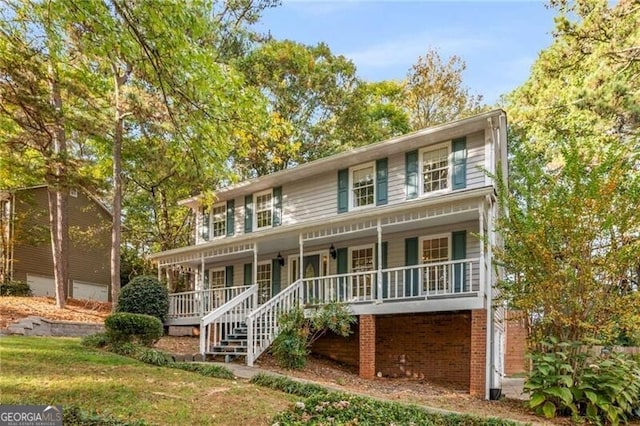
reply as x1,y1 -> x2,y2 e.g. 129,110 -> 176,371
199,285 -> 258,355
245,280 -> 303,366
167,285 -> 252,320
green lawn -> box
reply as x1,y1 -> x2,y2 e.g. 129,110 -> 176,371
0,336 -> 295,425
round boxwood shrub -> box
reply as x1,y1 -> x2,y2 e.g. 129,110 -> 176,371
116,275 -> 168,322
105,312 -> 163,346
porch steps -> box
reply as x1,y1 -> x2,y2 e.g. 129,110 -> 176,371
207,322 -> 275,361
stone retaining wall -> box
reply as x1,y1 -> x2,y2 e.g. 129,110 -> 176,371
5,316 -> 104,337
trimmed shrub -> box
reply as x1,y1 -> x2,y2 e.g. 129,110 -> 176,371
133,347 -> 173,366
105,313 -> 163,346
0,280 -> 32,296
173,362 -> 235,379
81,332 -> 110,348
116,275 -> 168,322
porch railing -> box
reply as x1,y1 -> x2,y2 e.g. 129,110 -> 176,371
199,284 -> 258,355
302,258 -> 479,305
245,279 -> 304,366
168,285 -> 251,320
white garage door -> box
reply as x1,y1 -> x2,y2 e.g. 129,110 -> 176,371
26,274 -> 56,297
73,280 -> 109,302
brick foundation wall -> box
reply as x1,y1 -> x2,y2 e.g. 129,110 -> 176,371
505,310 -> 528,375
375,312 -> 472,389
470,309 -> 487,397
311,322 -> 360,368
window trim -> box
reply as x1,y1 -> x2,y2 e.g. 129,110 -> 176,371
209,202 -> 227,239
348,161 -> 376,210
208,267 -> 226,289
419,142 -> 452,196
253,189 -> 273,230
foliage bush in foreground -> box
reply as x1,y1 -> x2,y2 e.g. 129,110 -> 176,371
525,339 -> 640,424
271,301 -> 355,369
0,280 -> 32,296
116,275 -> 169,322
63,405 -> 149,426
253,374 -> 521,426
173,362 -> 235,379
105,312 -> 163,346
82,332 -> 235,378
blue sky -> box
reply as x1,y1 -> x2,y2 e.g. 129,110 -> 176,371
257,1 -> 557,105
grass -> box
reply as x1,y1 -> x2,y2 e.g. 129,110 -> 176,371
0,336 -> 295,425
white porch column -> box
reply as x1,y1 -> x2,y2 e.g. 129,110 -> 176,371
157,264 -> 162,282
253,244 -> 258,285
200,255 -> 206,290
376,219 -> 383,302
298,234 -> 304,306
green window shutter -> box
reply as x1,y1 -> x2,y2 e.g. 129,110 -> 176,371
271,259 -> 282,295
225,265 -> 234,287
452,137 -> 467,190
200,207 -> 210,241
226,199 -> 235,236
404,237 -> 419,296
337,169 -> 349,213
243,263 -> 252,285
376,158 -> 388,205
452,230 -> 467,292
405,150 -> 419,199
244,195 -> 253,233
273,186 -> 282,227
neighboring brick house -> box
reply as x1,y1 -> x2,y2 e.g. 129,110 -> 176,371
150,110 -> 509,398
0,185 -> 111,301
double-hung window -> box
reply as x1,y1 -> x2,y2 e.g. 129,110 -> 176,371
421,234 -> 450,294
350,162 -> 375,209
211,203 -> 226,238
421,144 -> 450,194
209,268 -> 226,289
254,191 -> 273,230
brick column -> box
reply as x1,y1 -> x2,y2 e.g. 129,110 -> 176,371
470,309 -> 487,398
359,314 -> 376,379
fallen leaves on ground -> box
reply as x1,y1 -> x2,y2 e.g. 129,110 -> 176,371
0,296 -> 110,328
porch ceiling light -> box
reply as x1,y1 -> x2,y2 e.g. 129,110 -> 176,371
276,252 -> 285,267
329,244 -> 337,260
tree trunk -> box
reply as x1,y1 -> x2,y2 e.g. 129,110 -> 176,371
110,67 -> 125,309
48,63 -> 69,309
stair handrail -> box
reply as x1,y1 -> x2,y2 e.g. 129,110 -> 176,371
199,284 -> 258,355
245,279 -> 303,366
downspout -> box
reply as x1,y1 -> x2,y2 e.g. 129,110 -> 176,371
376,219 -> 382,303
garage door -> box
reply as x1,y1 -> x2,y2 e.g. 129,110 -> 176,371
72,280 -> 109,302
26,274 -> 55,297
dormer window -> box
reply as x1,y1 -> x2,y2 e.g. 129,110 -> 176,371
350,162 -> 375,209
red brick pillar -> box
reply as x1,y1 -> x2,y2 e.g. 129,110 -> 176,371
470,309 -> 487,398
359,314 -> 376,379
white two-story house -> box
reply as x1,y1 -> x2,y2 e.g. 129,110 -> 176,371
149,109 -> 508,398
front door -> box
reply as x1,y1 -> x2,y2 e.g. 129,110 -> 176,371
303,255 -> 320,279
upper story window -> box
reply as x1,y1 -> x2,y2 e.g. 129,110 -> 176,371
421,144 -> 450,194
406,137 -> 466,200
350,162 -> 375,209
211,203 -> 226,238
255,190 -> 273,229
